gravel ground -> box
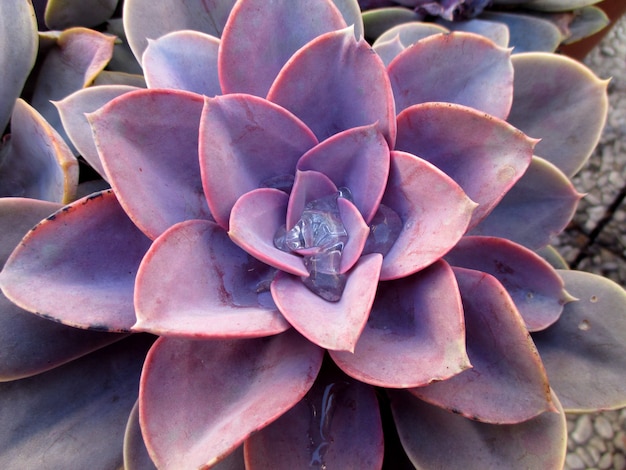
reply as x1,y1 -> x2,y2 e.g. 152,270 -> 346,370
556,14 -> 626,470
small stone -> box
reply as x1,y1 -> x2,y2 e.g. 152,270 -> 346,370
565,453 -> 585,470
571,414 -> 593,445
594,415 -> 615,439
589,435 -> 608,453
614,453 -> 626,470
615,431 -> 626,453
575,445 -> 598,467
598,452 -> 613,469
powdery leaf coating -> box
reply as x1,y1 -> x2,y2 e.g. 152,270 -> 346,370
219,0 -> 346,97
411,267 -> 555,424
90,89 -> 213,240
271,254 -> 382,352
268,27 -> 396,146
395,102 -> 535,229
142,30 -> 222,96
389,389 -> 567,470
139,331 -> 324,469
508,52 -> 609,177
533,270 -> 626,412
331,260 -> 470,388
244,362 -> 383,469
0,190 -> 151,332
436,17 -> 509,48
0,99 -> 78,203
388,32 -> 513,119
480,11 -> 561,52
44,0 -> 118,29
134,219 -> 290,338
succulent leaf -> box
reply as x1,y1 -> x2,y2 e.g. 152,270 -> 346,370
388,31 -> 513,119
139,331 -> 324,469
435,17 -> 510,48
142,30 -> 221,96
331,260 -> 470,387
268,27 -> 396,145
533,270 -> 626,412
389,389 -> 567,469
411,267 -> 555,423
89,89 -> 212,240
44,0 -> 118,29
0,190 -> 151,332
134,219 -> 290,338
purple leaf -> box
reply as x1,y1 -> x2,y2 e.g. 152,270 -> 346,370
229,188 -> 308,277
412,267 -> 555,424
379,150 -> 475,281
331,260 -> 470,387
245,361 -> 383,469
123,0 -> 237,61
268,27 -> 396,145
388,32 -> 513,119
296,124 -> 390,224
143,30 -> 222,96
55,85 -> 139,179
0,99 -> 78,203
395,102 -> 536,229
271,254 -> 382,352
44,0 -> 118,29
219,0 -> 346,97
389,389 -> 567,469
508,52 -> 609,176
0,190 -> 151,332
134,219 -> 290,338
372,22 -> 449,66
479,11 -> 561,53
436,17 -> 509,48
89,88 -> 212,239
533,270 -> 626,412
469,156 -> 583,250
123,401 -> 157,470
199,93 -> 317,229
445,236 -> 574,331
139,331 -> 324,469
0,0 -> 37,133
0,335 -> 152,469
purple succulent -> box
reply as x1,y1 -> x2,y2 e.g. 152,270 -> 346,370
1,0 -> 625,468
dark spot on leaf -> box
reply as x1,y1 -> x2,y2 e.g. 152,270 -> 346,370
88,323 -> 112,332
450,408 -> 461,415
46,214 -> 56,221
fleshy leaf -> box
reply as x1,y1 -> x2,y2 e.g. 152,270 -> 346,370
55,85 -> 139,179
0,99 -> 78,203
445,236 -> 572,331
0,1 -> 37,133
229,188 -> 308,277
139,331 -> 324,469
296,124 -> 390,224
388,32 -> 513,119
395,102 -> 535,229
518,0 -> 603,12
411,267 -> 555,424
245,361 -> 383,469
507,52 -> 608,176
362,6 -> 421,41
0,335 -> 152,469
372,22 -> 450,66
331,0 -> 365,39
135,219 -> 290,338
219,0 -> 346,96
124,401 -> 157,470
268,27 -> 396,146
200,93 -> 317,229
469,156 -> 582,250
389,389 -> 567,470
0,190 -> 151,332
271,254 -> 382,352
123,0 -> 237,62
31,28 -> 116,149
45,0 -> 118,29
143,30 -> 221,96
562,6 -> 609,44
533,270 -> 626,412
479,12 -> 562,52
89,88 -> 212,239
436,18 -> 509,48
379,150 -> 475,281
331,260 -> 470,388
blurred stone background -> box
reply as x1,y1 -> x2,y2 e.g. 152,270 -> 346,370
556,13 -> 626,470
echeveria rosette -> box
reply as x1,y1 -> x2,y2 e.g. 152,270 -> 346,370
0,0 -> 624,468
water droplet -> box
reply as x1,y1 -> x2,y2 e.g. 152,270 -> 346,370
361,204 -> 402,256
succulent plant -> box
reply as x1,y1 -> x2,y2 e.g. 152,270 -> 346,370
1,0 -> 625,468
359,0 -> 610,53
